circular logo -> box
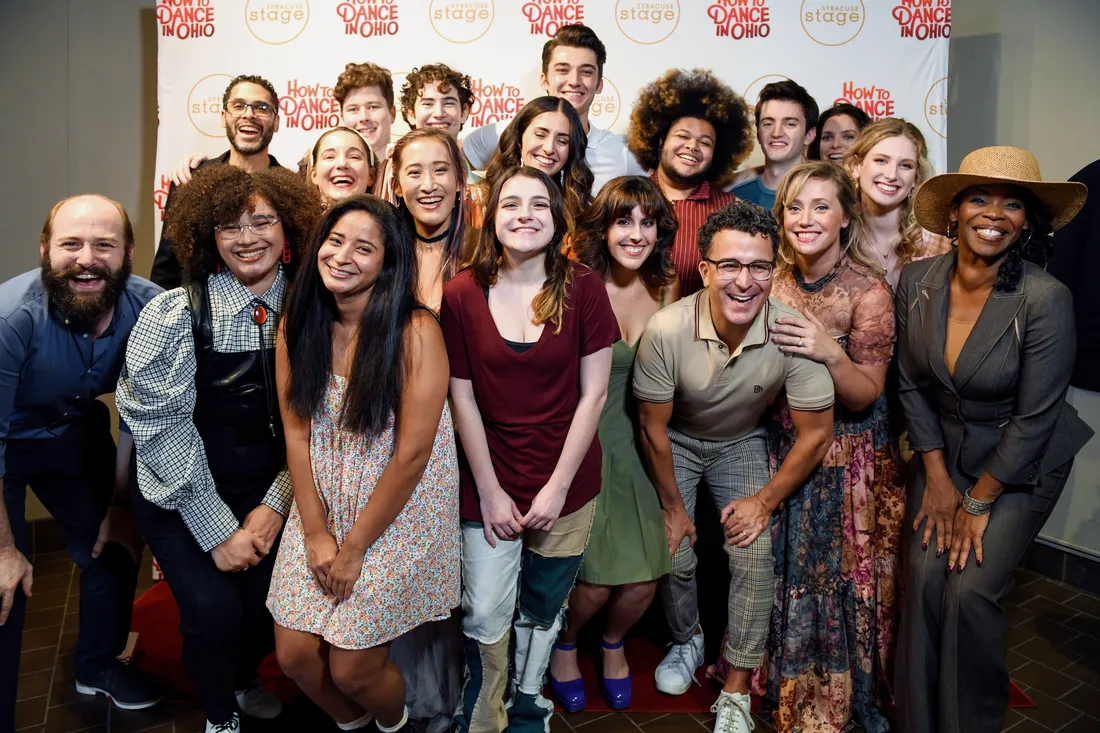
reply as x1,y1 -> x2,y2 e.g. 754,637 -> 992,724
588,76 -> 622,131
187,73 -> 233,138
743,73 -> 790,107
244,0 -> 310,45
615,0 -> 680,45
428,0 -> 495,44
800,0 -> 865,47
923,76 -> 948,139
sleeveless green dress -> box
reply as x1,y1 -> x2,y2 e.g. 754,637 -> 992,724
577,337 -> 672,585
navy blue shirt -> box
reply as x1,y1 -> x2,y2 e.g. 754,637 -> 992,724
0,269 -> 162,476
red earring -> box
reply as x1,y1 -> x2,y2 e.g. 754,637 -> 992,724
282,240 -> 291,264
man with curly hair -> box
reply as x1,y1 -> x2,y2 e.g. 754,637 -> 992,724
462,24 -> 646,194
627,69 -> 755,296
399,63 -> 474,139
633,201 -> 833,733
0,195 -> 163,726
151,74 -> 287,290
334,61 -> 396,167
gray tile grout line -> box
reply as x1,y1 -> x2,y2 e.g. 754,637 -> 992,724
43,563 -> 77,723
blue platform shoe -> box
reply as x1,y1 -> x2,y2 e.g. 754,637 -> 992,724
549,642 -> 586,713
598,639 -> 632,710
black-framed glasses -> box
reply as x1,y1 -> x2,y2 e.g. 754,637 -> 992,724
704,258 -> 774,281
215,218 -> 280,239
224,100 -> 276,119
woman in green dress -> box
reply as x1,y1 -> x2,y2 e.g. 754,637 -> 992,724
548,176 -> 679,711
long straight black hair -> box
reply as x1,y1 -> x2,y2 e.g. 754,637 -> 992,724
283,194 -> 419,436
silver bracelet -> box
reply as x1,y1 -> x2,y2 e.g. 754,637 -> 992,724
962,487 -> 994,516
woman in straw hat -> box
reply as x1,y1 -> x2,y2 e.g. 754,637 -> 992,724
893,146 -> 1092,733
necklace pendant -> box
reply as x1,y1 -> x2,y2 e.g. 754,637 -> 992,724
251,304 -> 268,325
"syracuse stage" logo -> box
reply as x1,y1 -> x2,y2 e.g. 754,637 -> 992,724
615,0 -> 680,45
800,0 -> 864,46
429,0 -> 495,43
281,80 -> 341,131
468,77 -> 524,128
244,0 -> 310,45
588,76 -> 623,130
893,0 -> 950,40
522,1 -> 585,36
337,0 -> 400,37
157,0 -> 215,39
834,80 -> 895,119
188,73 -> 234,137
708,0 -> 771,40
924,76 -> 947,138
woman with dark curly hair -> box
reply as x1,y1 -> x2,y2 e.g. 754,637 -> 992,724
117,165 -> 323,733
484,96 -> 594,233
895,147 -> 1092,733
627,68 -> 754,296
809,102 -> 871,165
546,176 -> 678,712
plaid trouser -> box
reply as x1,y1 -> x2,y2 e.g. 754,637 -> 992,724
659,425 -> 775,669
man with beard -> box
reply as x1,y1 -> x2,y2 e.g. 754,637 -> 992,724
151,74 -> 285,289
627,69 -> 756,295
0,195 -> 163,727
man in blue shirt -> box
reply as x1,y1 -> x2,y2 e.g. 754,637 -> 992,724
0,194 -> 163,725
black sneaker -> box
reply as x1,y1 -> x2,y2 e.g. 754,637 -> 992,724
75,659 -> 163,710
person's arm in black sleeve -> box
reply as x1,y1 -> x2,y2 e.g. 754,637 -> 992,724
150,182 -> 183,289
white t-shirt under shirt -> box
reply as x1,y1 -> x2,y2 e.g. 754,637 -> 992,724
461,120 -> 647,194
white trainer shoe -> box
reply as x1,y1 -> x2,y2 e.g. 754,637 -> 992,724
234,683 -> 283,719
205,713 -> 240,733
654,631 -> 705,695
711,690 -> 755,733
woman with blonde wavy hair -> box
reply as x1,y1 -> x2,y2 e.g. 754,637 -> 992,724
845,118 -> 950,289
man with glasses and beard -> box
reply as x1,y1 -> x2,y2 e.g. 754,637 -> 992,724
626,69 -> 756,296
0,195 -> 163,727
151,74 -> 285,289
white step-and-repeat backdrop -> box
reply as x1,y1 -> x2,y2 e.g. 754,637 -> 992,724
153,0 -> 951,236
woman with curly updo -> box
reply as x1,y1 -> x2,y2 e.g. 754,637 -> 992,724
117,165 -> 322,733
627,68 -> 754,295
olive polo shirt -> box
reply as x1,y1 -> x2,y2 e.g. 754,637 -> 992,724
633,289 -> 835,442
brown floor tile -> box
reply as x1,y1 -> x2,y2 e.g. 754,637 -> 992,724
627,712 -> 667,725
22,606 -> 64,632
1005,649 -> 1029,673
171,706 -> 211,733
108,702 -> 190,733
42,699 -> 109,732
19,648 -> 56,674
1013,636 -> 1083,671
1066,593 -> 1100,618
636,713 -> 705,731
1007,715 -> 1054,732
1014,568 -> 1044,588
1017,687 -> 1083,730
25,590 -> 68,614
1019,594 -> 1079,624
566,711 -> 614,727
1000,708 -> 1024,730
1061,683 -> 1100,718
1006,603 -> 1036,628
57,630 -> 78,653
29,573 -> 72,596
1064,612 -> 1100,640
49,675 -> 86,707
1020,577 -> 1083,605
20,625 -> 61,652
31,560 -> 73,578
1063,659 -> 1100,689
550,713 -> 575,733
14,695 -> 47,729
17,671 -> 52,701
1015,616 -> 1081,647
32,550 -> 70,563
54,653 -> 76,680
62,611 -> 80,634
1059,713 -> 1100,733
1011,660 -> 1081,699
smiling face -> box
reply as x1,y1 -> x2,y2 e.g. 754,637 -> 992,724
819,113 -> 861,166
658,117 -> 716,187
213,195 -> 285,290
540,45 -> 603,119
495,175 -> 555,260
340,85 -> 395,153
311,129 -> 373,204
222,81 -> 279,155
412,80 -> 470,138
700,228 -> 774,328
758,99 -> 813,165
606,205 -> 658,272
520,110 -> 572,176
783,176 -> 850,263
394,138 -> 460,240
853,134 -> 918,209
317,209 -> 386,299
951,183 -> 1029,261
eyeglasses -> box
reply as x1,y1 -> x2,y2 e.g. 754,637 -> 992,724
215,218 -> 280,239
704,258 -> 775,281
224,100 -> 276,119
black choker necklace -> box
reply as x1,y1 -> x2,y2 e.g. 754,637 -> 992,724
793,257 -> 843,293
418,229 -> 450,247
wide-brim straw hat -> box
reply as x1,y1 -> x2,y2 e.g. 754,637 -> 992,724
913,146 -> 1088,235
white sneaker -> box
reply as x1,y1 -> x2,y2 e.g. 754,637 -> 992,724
234,683 -> 283,719
654,632 -> 705,695
711,691 -> 755,733
205,713 -> 240,733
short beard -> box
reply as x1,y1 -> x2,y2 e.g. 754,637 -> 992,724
226,120 -> 275,156
41,251 -> 132,329
658,157 -> 709,189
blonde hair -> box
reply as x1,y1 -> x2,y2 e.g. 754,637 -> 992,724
844,117 -> 932,266
773,160 -> 880,275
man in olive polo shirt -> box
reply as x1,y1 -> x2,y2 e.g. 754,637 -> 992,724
634,201 -> 835,733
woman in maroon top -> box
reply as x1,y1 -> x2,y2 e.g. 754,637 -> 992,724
441,166 -> 617,733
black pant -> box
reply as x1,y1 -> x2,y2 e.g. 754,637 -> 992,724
130,474 -> 279,726
0,403 -> 138,731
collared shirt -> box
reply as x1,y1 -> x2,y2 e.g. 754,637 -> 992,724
633,290 -> 834,442
116,268 -> 291,552
651,173 -> 737,297
731,176 -> 777,212
462,121 -> 646,194
0,270 -> 162,477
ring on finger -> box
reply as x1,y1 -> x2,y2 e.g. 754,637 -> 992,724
798,337 -> 805,347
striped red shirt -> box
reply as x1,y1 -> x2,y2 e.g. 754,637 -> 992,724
651,173 -> 737,296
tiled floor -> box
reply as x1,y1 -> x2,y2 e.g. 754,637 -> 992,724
14,549 -> 1100,732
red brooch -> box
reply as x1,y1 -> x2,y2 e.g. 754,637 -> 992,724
251,304 -> 268,325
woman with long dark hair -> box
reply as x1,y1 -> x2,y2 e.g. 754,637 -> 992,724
809,103 -> 871,166
442,167 -> 617,733
484,96 -> 595,232
267,195 -> 459,733
895,147 -> 1091,733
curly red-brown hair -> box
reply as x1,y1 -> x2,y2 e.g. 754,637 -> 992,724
399,63 -> 475,128
165,165 -> 324,283
627,69 -> 754,187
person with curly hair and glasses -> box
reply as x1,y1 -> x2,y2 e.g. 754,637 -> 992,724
117,165 -> 323,733
627,69 -> 755,296
894,147 -> 1092,733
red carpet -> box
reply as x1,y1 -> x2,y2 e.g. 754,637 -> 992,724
131,581 -> 1036,713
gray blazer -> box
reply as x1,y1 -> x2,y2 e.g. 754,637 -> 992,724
896,251 -> 1093,489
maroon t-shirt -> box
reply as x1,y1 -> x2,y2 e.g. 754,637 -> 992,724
440,263 -> 620,522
